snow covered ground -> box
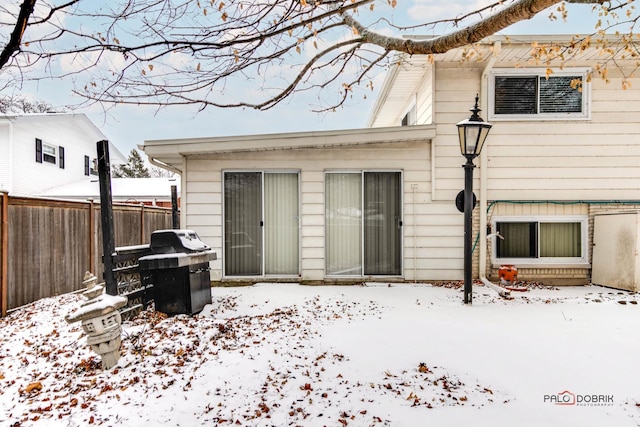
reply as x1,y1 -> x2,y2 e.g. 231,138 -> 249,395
1,282 -> 639,427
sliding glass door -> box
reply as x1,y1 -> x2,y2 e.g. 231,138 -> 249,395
224,172 -> 299,276
326,171 -> 402,276
363,172 -> 402,275
264,173 -> 299,274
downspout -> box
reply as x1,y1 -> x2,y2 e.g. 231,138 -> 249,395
179,156 -> 187,229
141,148 -> 186,229
478,41 -> 510,298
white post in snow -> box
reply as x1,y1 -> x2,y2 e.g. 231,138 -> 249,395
65,272 -> 127,369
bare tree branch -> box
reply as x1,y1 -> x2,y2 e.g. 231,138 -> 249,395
0,0 -> 36,69
0,0 -> 629,113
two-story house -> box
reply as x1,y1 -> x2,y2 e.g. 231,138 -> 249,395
142,34 -> 640,289
0,113 -> 126,196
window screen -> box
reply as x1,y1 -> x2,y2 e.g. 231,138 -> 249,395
496,221 -> 582,259
539,76 -> 582,113
494,77 -> 537,114
494,74 -> 583,116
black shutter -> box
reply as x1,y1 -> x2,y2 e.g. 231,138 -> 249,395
84,155 -> 90,176
59,146 -> 65,169
35,138 -> 43,163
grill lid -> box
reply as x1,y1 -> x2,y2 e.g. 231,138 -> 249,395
150,229 -> 210,253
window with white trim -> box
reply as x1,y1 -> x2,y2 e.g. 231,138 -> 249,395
223,171 -> 300,277
35,138 -> 65,168
42,143 -> 57,164
493,216 -> 588,265
325,171 -> 403,276
489,69 -> 590,120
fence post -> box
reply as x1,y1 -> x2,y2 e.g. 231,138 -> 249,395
97,140 -> 117,295
140,203 -> 145,243
89,199 -> 95,274
1,191 -> 8,317
171,185 -> 179,229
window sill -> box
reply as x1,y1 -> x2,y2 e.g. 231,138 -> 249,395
488,115 -> 590,122
492,262 -> 591,269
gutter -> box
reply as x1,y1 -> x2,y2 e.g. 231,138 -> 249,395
138,144 -> 183,176
478,41 -> 511,299
147,156 -> 182,176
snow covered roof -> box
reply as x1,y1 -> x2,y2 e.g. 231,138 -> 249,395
37,177 -> 180,202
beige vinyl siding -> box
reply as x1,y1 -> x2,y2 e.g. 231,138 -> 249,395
430,64 -> 484,201
182,139 -> 468,282
415,65 -> 434,125
429,61 -> 640,202
485,66 -> 640,201
184,161 -> 223,279
404,201 -> 465,279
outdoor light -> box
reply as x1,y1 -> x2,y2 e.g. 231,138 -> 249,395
457,95 -> 492,159
457,95 -> 492,304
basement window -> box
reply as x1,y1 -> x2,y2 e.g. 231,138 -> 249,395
493,216 -> 588,265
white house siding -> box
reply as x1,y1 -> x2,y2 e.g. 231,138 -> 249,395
0,121 -> 10,192
0,115 -> 120,197
182,139 -> 469,282
415,65 -> 434,126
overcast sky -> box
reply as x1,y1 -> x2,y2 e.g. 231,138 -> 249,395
22,2 -> 602,155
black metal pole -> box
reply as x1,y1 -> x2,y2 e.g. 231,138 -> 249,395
463,158 -> 475,304
170,185 -> 179,229
97,140 -> 117,295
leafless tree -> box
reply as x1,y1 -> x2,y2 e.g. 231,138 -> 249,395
150,166 -> 175,178
0,94 -> 62,113
1,0 -> 631,113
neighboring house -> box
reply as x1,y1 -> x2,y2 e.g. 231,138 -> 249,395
37,177 -> 181,208
142,34 -> 640,289
0,113 -> 126,196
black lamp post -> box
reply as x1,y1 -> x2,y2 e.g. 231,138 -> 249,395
457,95 -> 492,304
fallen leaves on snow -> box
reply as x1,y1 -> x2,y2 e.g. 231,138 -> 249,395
0,289 -> 518,426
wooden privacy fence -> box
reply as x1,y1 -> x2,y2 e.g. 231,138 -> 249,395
0,193 -> 175,316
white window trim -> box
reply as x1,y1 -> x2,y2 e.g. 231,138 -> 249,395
491,215 -> 589,267
42,142 -> 57,165
488,68 -> 591,121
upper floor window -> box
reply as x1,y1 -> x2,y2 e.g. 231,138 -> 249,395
85,156 -> 99,176
489,68 -> 590,120
401,105 -> 416,126
42,143 -> 57,164
35,138 -> 65,169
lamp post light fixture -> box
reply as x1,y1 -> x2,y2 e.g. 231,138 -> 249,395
457,95 -> 492,304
